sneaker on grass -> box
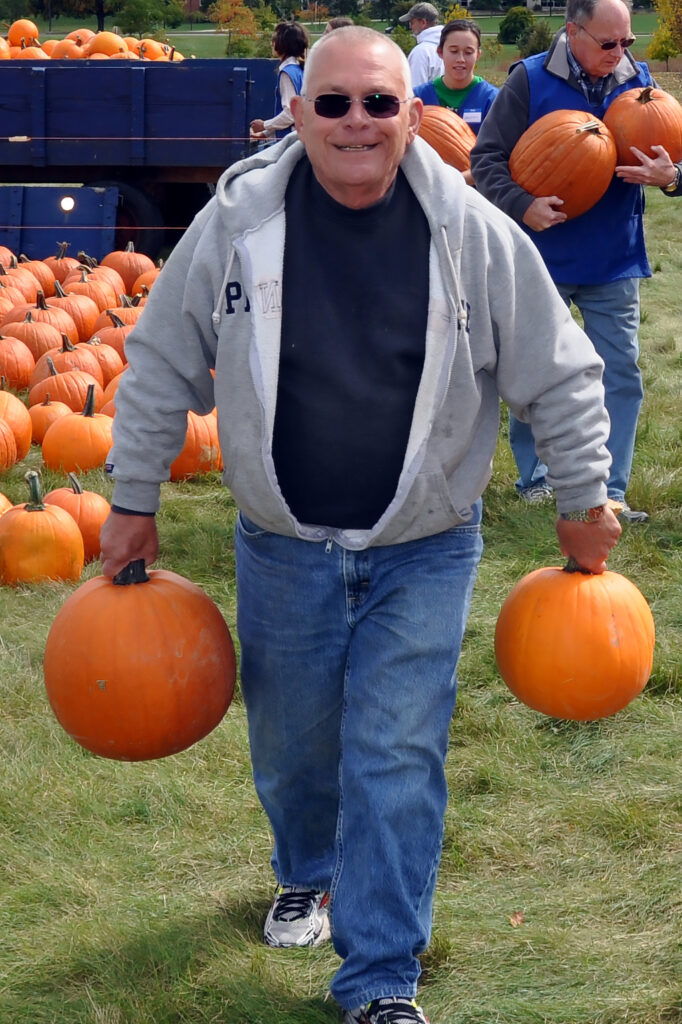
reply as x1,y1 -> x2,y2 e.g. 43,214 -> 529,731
343,997 -> 430,1024
518,483 -> 553,504
607,498 -> 649,523
263,885 -> 330,947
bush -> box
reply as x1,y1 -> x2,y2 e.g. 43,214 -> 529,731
497,5 -> 535,45
518,19 -> 554,57
391,23 -> 416,55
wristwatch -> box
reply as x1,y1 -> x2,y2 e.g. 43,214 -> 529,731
560,505 -> 606,522
662,166 -> 681,194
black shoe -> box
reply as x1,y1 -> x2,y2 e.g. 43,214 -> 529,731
344,997 -> 430,1024
608,499 -> 649,523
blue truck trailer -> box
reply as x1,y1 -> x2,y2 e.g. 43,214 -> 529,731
0,56 -> 277,260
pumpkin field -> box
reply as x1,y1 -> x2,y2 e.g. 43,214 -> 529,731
1,81 -> 682,1024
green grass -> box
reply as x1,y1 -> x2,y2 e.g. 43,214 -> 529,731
1,78 -> 682,1024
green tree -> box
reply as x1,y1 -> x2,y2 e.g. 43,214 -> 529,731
117,0 -> 184,33
391,23 -> 416,56
647,22 -> 680,68
518,18 -> 554,57
497,5 -> 534,45
653,0 -> 682,48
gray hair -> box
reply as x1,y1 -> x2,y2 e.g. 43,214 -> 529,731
565,0 -> 632,23
302,25 -> 413,97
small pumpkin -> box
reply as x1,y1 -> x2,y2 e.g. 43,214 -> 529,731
417,106 -> 477,172
29,392 -> 73,444
43,242 -> 81,284
603,85 -> 682,165
49,281 -> 100,343
44,472 -> 111,562
0,312 -> 63,362
0,469 -> 84,585
101,241 -> 156,296
509,109 -> 617,220
43,559 -> 235,760
42,383 -> 114,473
29,334 -> 104,390
494,558 -> 655,721
0,290 -> 79,345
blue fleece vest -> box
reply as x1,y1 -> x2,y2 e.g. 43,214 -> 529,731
522,52 -> 653,283
414,79 -> 498,135
275,62 -> 304,139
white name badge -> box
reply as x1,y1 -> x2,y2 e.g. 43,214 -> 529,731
463,111 -> 482,124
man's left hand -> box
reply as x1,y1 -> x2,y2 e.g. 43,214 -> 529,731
555,505 -> 622,575
615,145 -> 676,186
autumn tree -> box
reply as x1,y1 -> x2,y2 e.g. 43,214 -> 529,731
653,0 -> 682,48
647,22 -> 680,68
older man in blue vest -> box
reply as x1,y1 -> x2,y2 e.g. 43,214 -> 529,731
471,0 -> 682,522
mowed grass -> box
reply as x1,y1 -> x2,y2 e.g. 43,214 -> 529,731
1,86 -> 682,1024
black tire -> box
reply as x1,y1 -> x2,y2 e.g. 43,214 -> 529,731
90,180 -> 165,259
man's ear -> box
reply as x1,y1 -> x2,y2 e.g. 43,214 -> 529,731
291,94 -> 305,137
406,97 -> 424,145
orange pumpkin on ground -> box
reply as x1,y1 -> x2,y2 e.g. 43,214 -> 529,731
29,393 -> 73,444
170,410 -> 222,480
603,85 -> 682,165
101,241 -> 155,295
0,470 -> 84,585
494,558 -> 655,721
0,382 -> 32,459
44,472 -> 111,562
42,383 -> 114,473
43,559 -> 236,760
0,418 -> 18,471
509,109 -> 617,220
0,336 -> 35,390
28,363 -> 104,412
417,106 -> 477,172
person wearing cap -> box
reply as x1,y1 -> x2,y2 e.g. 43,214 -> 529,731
471,0 -> 681,523
398,2 -> 444,87
101,25 -> 621,1024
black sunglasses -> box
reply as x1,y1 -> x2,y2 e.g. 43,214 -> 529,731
304,93 -> 409,119
579,24 -> 636,50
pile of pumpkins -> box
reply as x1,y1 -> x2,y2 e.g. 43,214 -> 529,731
0,18 -> 185,61
0,239 -> 221,587
418,84 -> 682,220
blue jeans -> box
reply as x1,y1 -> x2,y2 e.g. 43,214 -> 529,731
234,509 -> 483,1009
510,277 -> 643,503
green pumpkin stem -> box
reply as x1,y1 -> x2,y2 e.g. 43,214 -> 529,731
24,469 -> 46,512
113,559 -> 151,586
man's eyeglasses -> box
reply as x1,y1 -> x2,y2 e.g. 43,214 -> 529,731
303,93 -> 410,119
578,24 -> 636,51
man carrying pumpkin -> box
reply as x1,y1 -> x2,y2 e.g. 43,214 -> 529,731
100,26 -> 621,1024
471,0 -> 682,522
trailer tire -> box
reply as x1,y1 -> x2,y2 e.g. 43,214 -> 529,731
92,181 -> 165,259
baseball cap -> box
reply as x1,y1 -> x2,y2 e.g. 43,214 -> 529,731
398,3 -> 440,23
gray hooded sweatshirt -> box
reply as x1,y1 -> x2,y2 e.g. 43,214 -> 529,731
108,134 -> 610,549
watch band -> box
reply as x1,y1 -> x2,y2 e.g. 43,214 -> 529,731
560,505 -> 606,522
663,166 -> 681,194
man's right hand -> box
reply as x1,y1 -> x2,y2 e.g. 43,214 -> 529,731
522,196 -> 567,231
100,511 -> 160,579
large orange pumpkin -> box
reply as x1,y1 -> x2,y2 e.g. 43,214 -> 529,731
170,410 -> 222,480
417,106 -> 477,172
494,559 -> 655,721
603,85 -> 682,165
42,383 -> 113,473
509,109 -> 617,220
43,559 -> 236,760
0,470 -> 84,585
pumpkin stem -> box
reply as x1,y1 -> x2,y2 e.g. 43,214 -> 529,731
54,280 -> 67,298
638,86 -> 654,104
108,312 -> 127,329
113,559 -> 150,586
67,472 -> 83,494
81,383 -> 97,418
576,120 -> 603,136
36,290 -> 49,310
60,333 -> 76,353
24,469 -> 46,512
563,556 -> 594,575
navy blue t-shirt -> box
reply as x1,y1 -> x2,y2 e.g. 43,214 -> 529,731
272,158 -> 430,530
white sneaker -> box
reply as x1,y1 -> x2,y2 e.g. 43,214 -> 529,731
344,998 -> 430,1024
263,885 -> 331,947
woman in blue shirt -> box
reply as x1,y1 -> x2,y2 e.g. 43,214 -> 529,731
250,22 -> 309,142
414,20 -> 498,136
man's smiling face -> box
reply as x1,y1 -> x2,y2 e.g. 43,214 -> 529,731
291,34 -> 422,210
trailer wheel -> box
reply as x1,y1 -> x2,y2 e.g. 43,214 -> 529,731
91,181 -> 165,259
